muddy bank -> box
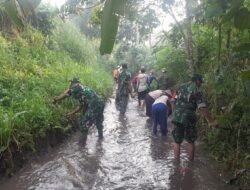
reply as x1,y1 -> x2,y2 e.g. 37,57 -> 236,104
0,120 -> 79,179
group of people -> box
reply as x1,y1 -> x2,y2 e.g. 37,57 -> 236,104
52,64 -> 218,162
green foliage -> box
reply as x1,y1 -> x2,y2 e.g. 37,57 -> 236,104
156,47 -> 187,83
114,45 -> 156,75
100,0 -> 127,55
90,5 -> 103,25
155,1 -> 250,186
0,25 -> 113,158
240,70 -> 250,96
50,18 -> 97,64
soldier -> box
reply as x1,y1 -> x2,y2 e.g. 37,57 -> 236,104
172,74 -> 218,161
147,70 -> 158,91
116,63 -> 132,114
158,68 -> 168,90
52,77 -> 105,143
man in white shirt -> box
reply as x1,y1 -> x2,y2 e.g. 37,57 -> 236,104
151,95 -> 170,136
145,89 -> 172,118
137,68 -> 148,107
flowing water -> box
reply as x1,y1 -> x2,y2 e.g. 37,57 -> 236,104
1,97 -> 237,190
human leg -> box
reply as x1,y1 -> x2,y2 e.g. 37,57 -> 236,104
138,92 -> 142,106
119,95 -> 129,114
187,143 -> 195,161
145,95 -> 154,118
173,143 -> 181,160
93,100 -> 105,138
80,120 -> 90,145
185,125 -> 197,161
96,115 -> 104,138
151,104 -> 158,135
157,103 -> 168,136
172,123 -> 184,160
141,90 -> 147,108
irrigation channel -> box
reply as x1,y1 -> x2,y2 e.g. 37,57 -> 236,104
1,96 -> 237,190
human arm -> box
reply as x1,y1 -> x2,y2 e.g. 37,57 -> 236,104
195,89 -> 218,128
136,77 -> 140,91
52,89 -> 70,103
66,105 -> 83,118
199,107 -> 218,127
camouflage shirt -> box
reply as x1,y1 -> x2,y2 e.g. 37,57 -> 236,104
172,82 -> 207,127
67,83 -> 104,126
118,70 -> 131,96
158,74 -> 168,90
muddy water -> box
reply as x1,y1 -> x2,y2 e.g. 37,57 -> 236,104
1,98 -> 236,190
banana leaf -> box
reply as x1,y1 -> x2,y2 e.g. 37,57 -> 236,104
99,0 -> 127,55
3,0 -> 24,28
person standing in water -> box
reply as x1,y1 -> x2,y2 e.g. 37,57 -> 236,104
137,68 -> 148,108
116,63 -> 132,114
52,77 -> 105,144
172,74 -> 218,161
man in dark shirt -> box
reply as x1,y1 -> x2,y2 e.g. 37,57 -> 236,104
116,63 -> 131,114
172,74 -> 218,161
52,78 -> 105,143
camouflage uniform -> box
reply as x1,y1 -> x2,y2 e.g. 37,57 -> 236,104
172,81 -> 207,144
68,83 -> 104,137
158,74 -> 168,90
116,69 -> 131,114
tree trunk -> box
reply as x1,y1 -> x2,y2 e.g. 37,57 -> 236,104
167,1 -> 195,74
185,0 -> 195,74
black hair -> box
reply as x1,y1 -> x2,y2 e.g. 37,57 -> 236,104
141,68 -> 145,73
191,74 -> 203,83
122,63 -> 128,69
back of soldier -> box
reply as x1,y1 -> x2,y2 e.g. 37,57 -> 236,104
118,70 -> 131,96
175,82 -> 198,110
172,82 -> 198,125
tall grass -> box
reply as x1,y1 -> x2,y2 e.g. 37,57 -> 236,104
0,24 -> 113,156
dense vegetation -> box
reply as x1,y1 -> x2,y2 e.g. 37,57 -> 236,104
154,1 -> 250,187
0,20 -> 113,175
0,0 -> 249,188
99,0 -> 250,187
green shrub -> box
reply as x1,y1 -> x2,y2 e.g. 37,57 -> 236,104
0,25 -> 113,156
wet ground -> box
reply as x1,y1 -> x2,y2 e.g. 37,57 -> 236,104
1,97 -> 237,190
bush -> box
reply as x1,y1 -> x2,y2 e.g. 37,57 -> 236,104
0,25 -> 113,157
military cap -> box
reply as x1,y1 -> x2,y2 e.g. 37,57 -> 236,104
70,77 -> 80,83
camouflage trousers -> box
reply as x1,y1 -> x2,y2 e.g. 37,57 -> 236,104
171,122 -> 197,144
116,94 -> 129,114
80,101 -> 104,139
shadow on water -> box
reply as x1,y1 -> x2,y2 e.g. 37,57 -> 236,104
1,98 -> 238,190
